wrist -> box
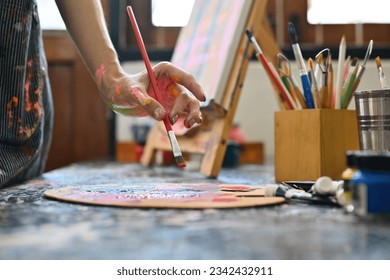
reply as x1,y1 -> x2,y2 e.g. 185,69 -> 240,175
94,61 -> 126,90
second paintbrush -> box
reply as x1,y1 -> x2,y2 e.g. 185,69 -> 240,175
288,22 -> 315,109
246,29 -> 296,110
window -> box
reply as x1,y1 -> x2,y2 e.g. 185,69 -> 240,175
36,0 -> 66,30
307,0 -> 390,24
151,0 -> 194,27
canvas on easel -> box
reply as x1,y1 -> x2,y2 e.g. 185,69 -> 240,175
141,0 -> 279,177
172,0 -> 252,110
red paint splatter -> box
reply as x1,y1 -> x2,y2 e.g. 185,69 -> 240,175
219,185 -> 251,191
24,59 -> 34,112
147,75 -> 177,109
33,101 -> 42,118
95,64 -> 106,88
216,193 -> 234,197
114,84 -> 122,96
131,87 -> 152,106
6,96 -> 18,128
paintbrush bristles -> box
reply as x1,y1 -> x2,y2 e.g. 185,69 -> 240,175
335,35 -> 346,109
287,22 -> 298,44
376,56 -> 382,69
167,131 -> 186,168
350,57 -> 359,67
308,57 -> 314,70
376,56 -> 388,89
245,30 -> 253,41
308,57 -> 320,108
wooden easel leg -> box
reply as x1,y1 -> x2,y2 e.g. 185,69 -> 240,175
200,0 -> 272,178
199,118 -> 230,177
141,0 -> 278,178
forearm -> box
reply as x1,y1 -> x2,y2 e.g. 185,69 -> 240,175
55,0 -> 204,126
55,0 -> 124,79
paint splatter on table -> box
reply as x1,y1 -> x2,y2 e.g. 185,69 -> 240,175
1,161 -> 390,260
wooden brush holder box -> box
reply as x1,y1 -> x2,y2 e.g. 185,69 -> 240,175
274,109 -> 359,182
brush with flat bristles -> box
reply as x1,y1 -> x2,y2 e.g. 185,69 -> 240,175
288,22 -> 315,109
351,40 -> 373,95
127,6 -> 186,168
308,57 -> 320,108
335,35 -> 346,109
376,56 -> 388,89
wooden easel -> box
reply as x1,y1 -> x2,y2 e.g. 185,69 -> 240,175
141,0 -> 280,178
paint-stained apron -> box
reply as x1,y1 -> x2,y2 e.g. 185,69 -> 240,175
0,0 -> 53,187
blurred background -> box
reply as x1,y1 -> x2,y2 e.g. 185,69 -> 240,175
39,0 -> 390,170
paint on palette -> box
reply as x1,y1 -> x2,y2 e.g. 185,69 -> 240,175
44,183 -> 285,209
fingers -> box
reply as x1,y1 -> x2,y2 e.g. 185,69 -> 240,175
113,63 -> 205,127
125,86 -> 167,121
154,62 -> 207,102
169,93 -> 202,128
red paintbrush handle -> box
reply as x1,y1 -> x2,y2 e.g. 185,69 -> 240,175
126,6 -> 172,131
257,54 -> 294,110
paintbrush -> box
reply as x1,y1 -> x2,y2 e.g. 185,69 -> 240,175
308,58 -> 320,108
315,48 -> 330,109
126,6 -> 186,168
341,57 -> 359,109
351,40 -> 373,95
246,29 -> 296,110
375,56 -> 388,89
327,54 -> 334,108
342,55 -> 351,82
314,52 -> 323,86
335,35 -> 346,109
277,54 -> 306,109
277,61 -> 296,104
288,22 -> 315,109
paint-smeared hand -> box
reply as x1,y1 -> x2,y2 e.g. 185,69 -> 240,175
95,62 -> 206,128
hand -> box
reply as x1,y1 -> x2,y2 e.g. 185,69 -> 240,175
95,62 -> 206,129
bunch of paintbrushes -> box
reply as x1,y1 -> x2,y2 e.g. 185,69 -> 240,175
247,22 -> 378,110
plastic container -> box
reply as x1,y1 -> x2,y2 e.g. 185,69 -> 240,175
350,151 -> 390,216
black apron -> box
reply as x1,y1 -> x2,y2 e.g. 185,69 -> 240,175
0,0 -> 53,187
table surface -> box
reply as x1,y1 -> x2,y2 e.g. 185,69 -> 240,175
1,161 -> 390,260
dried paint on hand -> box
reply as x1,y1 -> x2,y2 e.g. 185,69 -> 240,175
130,87 -> 153,107
148,75 -> 180,109
114,84 -> 122,97
95,64 -> 106,89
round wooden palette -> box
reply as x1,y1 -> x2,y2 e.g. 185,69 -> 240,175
44,183 -> 285,209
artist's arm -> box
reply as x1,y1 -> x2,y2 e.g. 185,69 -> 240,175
55,0 -> 205,127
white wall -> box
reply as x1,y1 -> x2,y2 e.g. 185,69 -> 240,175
117,60 -> 390,162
